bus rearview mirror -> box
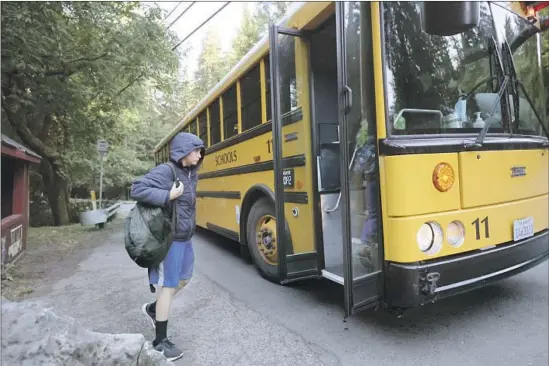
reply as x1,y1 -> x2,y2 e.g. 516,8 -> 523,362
421,1 -> 480,36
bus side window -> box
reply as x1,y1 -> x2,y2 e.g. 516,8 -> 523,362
189,120 -> 197,135
198,111 -> 208,147
209,99 -> 221,145
265,56 -> 272,123
222,84 -> 238,139
240,63 -> 262,131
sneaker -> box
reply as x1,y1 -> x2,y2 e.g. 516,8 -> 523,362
154,337 -> 184,362
141,303 -> 156,329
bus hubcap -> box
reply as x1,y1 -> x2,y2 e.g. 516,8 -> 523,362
256,215 -> 277,265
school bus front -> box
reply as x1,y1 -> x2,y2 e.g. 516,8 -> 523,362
377,1 -> 549,309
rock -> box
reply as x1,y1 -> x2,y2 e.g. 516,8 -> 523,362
1,299 -> 170,366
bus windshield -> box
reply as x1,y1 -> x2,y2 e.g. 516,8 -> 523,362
383,1 -> 548,137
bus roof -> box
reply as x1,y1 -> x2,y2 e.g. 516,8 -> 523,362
154,1 -> 330,153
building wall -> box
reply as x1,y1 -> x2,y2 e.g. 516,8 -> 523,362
1,156 -> 15,219
1,158 -> 29,266
1,214 -> 25,266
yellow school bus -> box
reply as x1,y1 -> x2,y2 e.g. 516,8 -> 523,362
154,1 -> 549,316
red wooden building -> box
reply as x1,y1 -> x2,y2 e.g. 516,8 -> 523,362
1,134 -> 41,267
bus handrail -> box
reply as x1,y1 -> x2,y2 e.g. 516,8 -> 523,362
324,144 -> 359,214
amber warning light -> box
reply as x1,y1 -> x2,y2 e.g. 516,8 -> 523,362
432,162 -> 455,192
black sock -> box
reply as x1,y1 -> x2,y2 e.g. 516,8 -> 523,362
149,301 -> 156,314
154,320 -> 168,346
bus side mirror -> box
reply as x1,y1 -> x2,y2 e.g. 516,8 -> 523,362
421,1 -> 480,36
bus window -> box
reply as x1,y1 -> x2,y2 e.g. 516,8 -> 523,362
222,84 -> 238,139
383,1 -> 506,135
240,64 -> 262,131
209,99 -> 221,145
278,37 -> 298,116
345,2 -> 380,272
189,119 -> 197,135
198,110 -> 208,147
264,56 -> 272,122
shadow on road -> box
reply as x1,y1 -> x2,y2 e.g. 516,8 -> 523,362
195,227 -> 528,332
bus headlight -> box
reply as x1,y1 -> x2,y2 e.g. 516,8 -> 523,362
432,162 -> 455,192
447,220 -> 465,247
417,221 -> 443,254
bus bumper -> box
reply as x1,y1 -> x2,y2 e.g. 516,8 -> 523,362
385,230 -> 549,309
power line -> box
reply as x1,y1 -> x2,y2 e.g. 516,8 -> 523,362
172,2 -> 231,51
167,2 -> 196,29
161,2 -> 183,24
116,2 -> 232,96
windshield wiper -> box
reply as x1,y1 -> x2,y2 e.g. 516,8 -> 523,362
464,37 -> 509,148
501,40 -> 549,139
464,75 -> 509,148
501,41 -> 520,134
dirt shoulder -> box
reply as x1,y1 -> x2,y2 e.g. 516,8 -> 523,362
1,218 -> 125,301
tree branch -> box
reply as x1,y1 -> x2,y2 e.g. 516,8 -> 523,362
66,52 -> 109,63
43,52 -> 110,77
2,89 -> 58,159
116,71 -> 145,96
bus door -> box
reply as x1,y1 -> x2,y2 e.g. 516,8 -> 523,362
334,1 -> 383,316
268,24 -> 320,283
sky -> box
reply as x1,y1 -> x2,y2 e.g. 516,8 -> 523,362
148,1 -> 247,77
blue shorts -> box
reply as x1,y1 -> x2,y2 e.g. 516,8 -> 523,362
149,240 -> 194,288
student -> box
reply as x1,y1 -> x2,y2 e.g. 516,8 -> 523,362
130,132 -> 205,362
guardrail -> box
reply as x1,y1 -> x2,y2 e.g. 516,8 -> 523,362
79,201 -> 121,229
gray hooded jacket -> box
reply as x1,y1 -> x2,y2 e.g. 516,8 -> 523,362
130,132 -> 205,242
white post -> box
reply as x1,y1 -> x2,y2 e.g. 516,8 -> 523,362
96,139 -> 109,210
99,155 -> 104,209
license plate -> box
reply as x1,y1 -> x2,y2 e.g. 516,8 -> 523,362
513,217 -> 534,242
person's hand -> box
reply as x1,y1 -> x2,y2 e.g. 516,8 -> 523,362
169,181 -> 184,200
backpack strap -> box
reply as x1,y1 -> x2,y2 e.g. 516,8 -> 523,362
163,161 -> 178,183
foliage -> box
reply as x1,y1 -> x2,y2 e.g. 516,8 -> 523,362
192,2 -> 290,101
1,1 -> 183,224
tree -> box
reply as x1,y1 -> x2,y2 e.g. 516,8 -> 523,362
229,2 -> 291,65
1,1 -> 180,225
193,29 -> 230,99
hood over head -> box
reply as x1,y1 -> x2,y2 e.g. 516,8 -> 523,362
169,132 -> 205,168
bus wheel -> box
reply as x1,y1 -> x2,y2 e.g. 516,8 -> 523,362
246,198 -> 282,283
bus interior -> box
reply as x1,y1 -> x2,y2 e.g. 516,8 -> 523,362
309,13 -> 376,283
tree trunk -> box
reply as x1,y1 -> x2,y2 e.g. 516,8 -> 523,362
40,158 -> 71,226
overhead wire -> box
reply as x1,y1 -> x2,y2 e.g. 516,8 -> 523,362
172,2 -> 231,51
116,1 -> 232,95
161,2 -> 183,24
166,2 -> 196,29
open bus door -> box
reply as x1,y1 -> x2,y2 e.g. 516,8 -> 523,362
334,2 -> 384,316
268,24 -> 320,283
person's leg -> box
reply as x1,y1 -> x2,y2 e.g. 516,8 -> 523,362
142,241 -> 185,361
173,241 -> 194,300
148,240 -> 194,313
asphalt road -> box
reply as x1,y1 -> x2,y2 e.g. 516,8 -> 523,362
30,208 -> 548,366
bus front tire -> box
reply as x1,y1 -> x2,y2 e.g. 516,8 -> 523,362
246,198 -> 282,283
